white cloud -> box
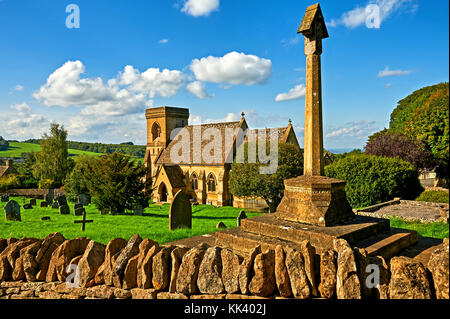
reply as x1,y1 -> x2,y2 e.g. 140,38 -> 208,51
190,51 -> 272,85
119,65 -> 186,99
14,85 -> 24,92
10,102 -> 31,114
159,39 -> 169,44
378,66 -> 412,77
281,37 -> 300,47
326,120 -> 378,139
275,84 -> 306,102
328,0 -> 414,29
181,0 -> 219,17
186,81 -> 213,99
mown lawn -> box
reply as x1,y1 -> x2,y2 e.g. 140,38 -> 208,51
390,217 -> 449,239
0,197 -> 261,244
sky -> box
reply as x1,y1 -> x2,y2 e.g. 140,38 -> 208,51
0,0 -> 448,150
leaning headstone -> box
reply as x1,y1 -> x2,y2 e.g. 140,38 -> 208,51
4,200 -> 21,221
40,201 -> 48,208
59,204 -> 70,215
77,194 -> 90,206
51,201 -> 59,209
45,193 -> 53,204
74,207 -> 85,216
134,205 -> 143,216
169,190 -> 192,230
23,203 -> 33,210
1,194 -> 9,202
237,211 -> 247,226
29,198 -> 37,206
74,203 -> 83,211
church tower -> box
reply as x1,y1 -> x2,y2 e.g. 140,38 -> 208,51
144,106 -> 190,176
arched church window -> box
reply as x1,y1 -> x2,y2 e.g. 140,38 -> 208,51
191,173 -> 198,190
152,122 -> 161,141
207,173 -> 216,192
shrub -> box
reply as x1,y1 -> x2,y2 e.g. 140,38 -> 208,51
0,136 -> 9,151
325,154 -> 423,209
416,190 -> 449,204
0,174 -> 21,191
38,179 -> 55,189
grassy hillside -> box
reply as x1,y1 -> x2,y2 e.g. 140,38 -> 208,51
1,142 -> 106,158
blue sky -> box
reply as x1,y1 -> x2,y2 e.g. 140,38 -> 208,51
0,0 -> 448,150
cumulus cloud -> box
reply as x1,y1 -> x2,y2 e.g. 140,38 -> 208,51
186,81 -> 213,99
190,51 -> 272,85
328,0 -> 415,29
2,103 -> 51,140
10,102 -> 31,114
181,0 -> 219,17
14,85 -> 24,92
275,84 -> 306,102
377,66 -> 412,77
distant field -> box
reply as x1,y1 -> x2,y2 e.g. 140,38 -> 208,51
0,142 -> 102,158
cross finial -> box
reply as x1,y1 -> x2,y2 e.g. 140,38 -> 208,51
288,119 -> 292,125
241,112 -> 245,118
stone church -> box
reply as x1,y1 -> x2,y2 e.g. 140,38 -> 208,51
144,106 -> 299,208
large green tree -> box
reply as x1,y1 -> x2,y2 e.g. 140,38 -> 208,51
64,155 -> 96,202
229,143 -> 303,212
33,124 -> 74,187
82,152 -> 150,214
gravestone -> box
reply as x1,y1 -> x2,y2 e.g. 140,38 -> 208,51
56,195 -> 68,207
41,216 -> 50,221
169,190 -> 192,230
134,205 -> 143,216
1,194 -> 9,202
4,200 -> 21,221
51,201 -> 59,209
40,201 -> 48,208
77,194 -> 90,206
216,222 -> 227,229
45,193 -> 53,204
29,198 -> 37,206
74,203 -> 83,211
74,207 -> 85,216
74,209 -> 93,231
237,211 -> 247,227
59,204 -> 70,215
23,203 -> 33,210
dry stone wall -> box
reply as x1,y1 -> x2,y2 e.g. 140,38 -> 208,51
0,233 -> 448,300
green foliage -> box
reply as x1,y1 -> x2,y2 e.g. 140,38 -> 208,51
33,124 -> 74,187
325,154 -> 423,209
0,136 -> 9,151
0,174 -> 21,191
82,153 -> 150,214
64,155 -> 96,201
331,149 -> 363,163
38,179 -> 55,189
416,190 -> 449,204
230,143 -> 303,212
389,82 -> 449,132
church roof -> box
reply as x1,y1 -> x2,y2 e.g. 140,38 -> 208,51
157,121 -> 243,166
163,165 -> 186,188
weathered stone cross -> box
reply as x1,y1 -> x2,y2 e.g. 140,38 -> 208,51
298,3 -> 328,176
74,208 -> 93,232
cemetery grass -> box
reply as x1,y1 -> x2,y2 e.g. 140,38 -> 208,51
390,217 -> 449,239
0,197 -> 262,245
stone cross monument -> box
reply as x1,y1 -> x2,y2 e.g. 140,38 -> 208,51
275,3 -> 355,226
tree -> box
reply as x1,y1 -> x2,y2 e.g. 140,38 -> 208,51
0,136 -> 9,151
64,155 -> 96,202
82,152 -> 150,214
229,143 -> 303,212
15,152 -> 38,188
33,124 -> 74,187
365,132 -> 435,170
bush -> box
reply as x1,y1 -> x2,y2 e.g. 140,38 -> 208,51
325,154 -> 423,209
416,190 -> 449,204
0,174 -> 21,191
0,136 -> 9,151
38,179 -> 55,189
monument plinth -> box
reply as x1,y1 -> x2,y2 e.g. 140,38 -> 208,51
274,3 -> 355,227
